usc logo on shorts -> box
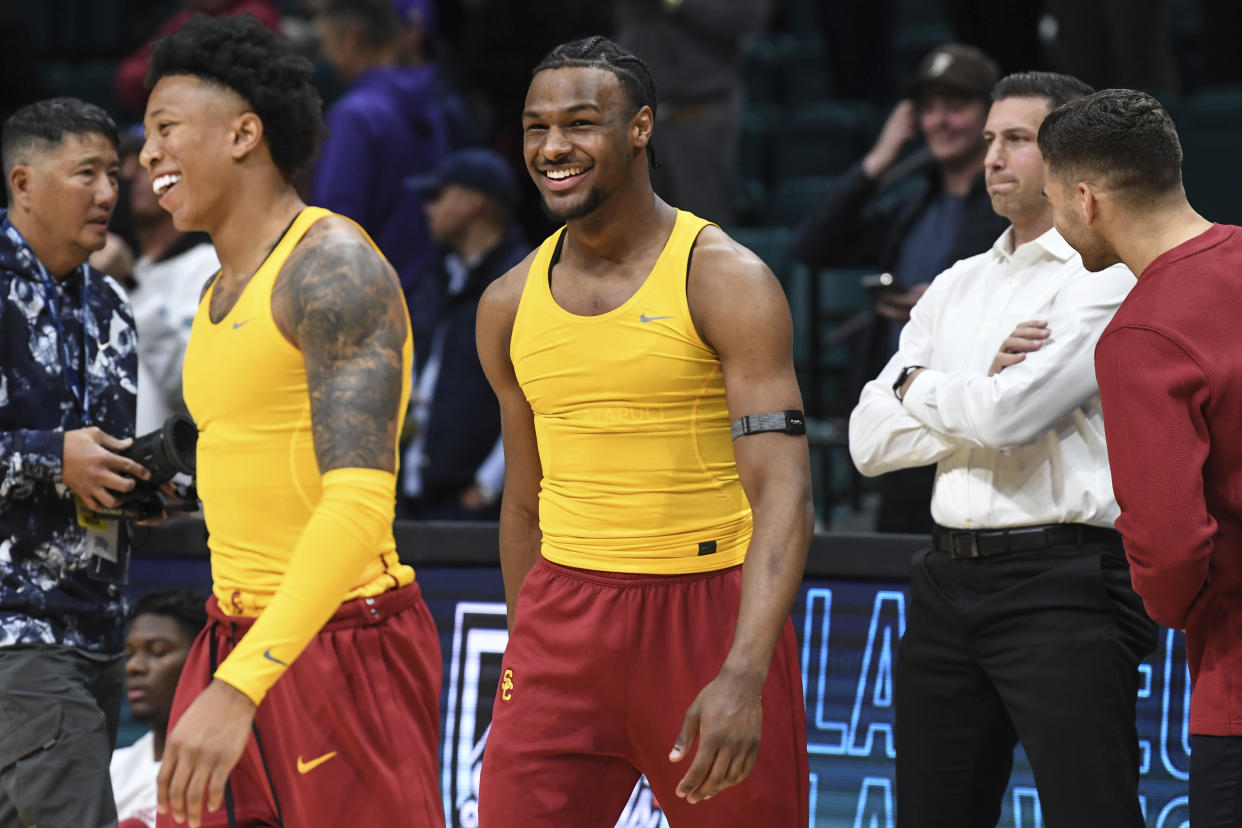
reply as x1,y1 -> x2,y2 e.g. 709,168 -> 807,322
501,668 -> 515,702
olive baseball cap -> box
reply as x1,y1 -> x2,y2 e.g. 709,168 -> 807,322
908,43 -> 1000,99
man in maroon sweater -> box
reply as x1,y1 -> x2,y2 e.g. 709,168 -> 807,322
1039,88 -> 1242,826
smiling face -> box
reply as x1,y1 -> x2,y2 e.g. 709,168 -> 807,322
918,86 -> 989,169
984,95 -> 1052,223
8,131 -> 118,274
124,613 -> 195,729
140,74 -> 254,232
521,66 -> 650,222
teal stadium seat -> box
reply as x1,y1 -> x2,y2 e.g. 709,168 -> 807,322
771,103 -> 876,183
1170,88 -> 1242,226
736,106 -> 777,215
781,38 -> 832,107
767,174 -> 834,226
742,38 -> 783,106
892,0 -> 955,84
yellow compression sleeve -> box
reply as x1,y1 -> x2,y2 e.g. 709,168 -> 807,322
213,467 -> 397,705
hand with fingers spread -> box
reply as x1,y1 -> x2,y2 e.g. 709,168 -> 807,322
989,320 -> 1050,376
61,427 -> 149,511
158,679 -> 256,827
668,666 -> 764,805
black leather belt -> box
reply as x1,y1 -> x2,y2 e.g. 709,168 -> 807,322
932,523 -> 1121,559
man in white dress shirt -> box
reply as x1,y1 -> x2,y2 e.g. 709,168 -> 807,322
850,72 -> 1158,828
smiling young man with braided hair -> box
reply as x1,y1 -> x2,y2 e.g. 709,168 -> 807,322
139,14 -> 443,828
475,36 -> 812,827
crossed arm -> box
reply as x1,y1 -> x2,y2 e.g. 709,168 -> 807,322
159,217 -> 409,827
899,266 -> 1134,449
851,264 -> 1133,473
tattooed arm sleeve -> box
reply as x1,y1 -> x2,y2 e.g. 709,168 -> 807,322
213,226 -> 409,703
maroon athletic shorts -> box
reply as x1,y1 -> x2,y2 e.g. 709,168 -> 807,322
478,558 -> 808,828
157,582 -> 444,828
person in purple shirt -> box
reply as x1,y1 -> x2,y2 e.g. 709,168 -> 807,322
313,0 -> 462,303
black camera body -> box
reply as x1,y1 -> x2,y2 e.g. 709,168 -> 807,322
99,413 -> 199,521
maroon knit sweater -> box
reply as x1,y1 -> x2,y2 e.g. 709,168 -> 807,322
1096,223 -> 1242,736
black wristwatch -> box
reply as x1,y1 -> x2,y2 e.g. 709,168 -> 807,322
893,365 -> 925,401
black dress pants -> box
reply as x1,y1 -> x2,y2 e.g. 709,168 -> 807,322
1191,734 -> 1242,827
895,535 -> 1158,827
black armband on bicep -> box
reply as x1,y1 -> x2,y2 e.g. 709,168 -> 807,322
730,410 -> 806,439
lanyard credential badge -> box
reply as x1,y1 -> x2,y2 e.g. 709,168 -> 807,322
76,496 -> 118,563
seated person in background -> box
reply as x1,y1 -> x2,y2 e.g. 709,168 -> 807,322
402,149 -> 529,520
112,589 -> 208,828
794,43 -> 1008,534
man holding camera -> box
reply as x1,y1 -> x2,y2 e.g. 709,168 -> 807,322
850,72 -> 1157,826
0,97 -> 145,827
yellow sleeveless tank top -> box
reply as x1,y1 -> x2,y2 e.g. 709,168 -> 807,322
510,209 -> 753,574
182,207 -> 414,616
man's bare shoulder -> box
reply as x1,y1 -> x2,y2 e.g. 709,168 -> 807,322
273,214 -> 405,347
479,247 -> 538,322
286,215 -> 398,284
687,225 -> 790,349
690,225 -> 777,292
689,225 -> 783,301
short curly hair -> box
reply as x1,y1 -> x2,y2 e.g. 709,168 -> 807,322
131,588 -> 209,641
146,13 -> 325,182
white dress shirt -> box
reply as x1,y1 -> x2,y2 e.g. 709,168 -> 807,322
849,226 -> 1134,529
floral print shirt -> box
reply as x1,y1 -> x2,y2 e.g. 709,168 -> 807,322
0,211 -> 137,653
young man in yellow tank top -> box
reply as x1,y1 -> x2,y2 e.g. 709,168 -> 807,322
476,36 -> 812,827
137,15 -> 443,828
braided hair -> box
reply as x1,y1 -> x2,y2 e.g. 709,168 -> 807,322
532,36 -> 659,167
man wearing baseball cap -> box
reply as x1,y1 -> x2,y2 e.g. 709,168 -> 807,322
794,42 -> 1008,534
401,149 -> 530,520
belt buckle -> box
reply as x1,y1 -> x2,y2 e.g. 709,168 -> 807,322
950,532 -> 980,559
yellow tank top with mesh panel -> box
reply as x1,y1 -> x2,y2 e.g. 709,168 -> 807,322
182,206 -> 414,617
510,209 -> 753,574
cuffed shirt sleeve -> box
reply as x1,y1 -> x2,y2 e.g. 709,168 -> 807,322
849,276 -> 961,475
901,264 -> 1132,450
